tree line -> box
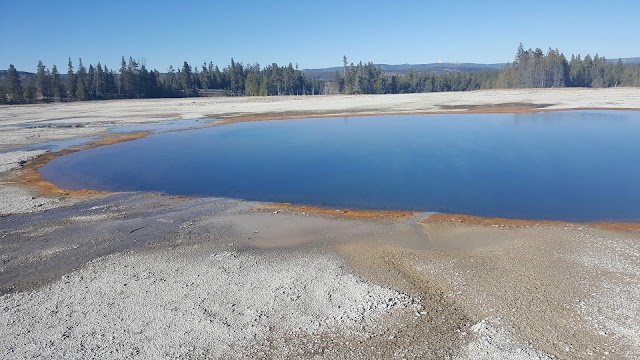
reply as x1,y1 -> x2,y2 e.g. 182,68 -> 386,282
2,45 -> 640,104
330,56 -> 499,94
496,44 -> 640,88
0,57 -> 324,104
331,45 -> 640,95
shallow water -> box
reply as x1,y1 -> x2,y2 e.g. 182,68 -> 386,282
28,136 -> 100,152
41,111 -> 640,222
108,119 -> 213,133
0,136 -> 99,154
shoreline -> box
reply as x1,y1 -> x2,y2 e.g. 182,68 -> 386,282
423,213 -> 640,232
12,131 -> 149,198
18,151 -> 640,232
220,105 -> 640,124
7,99 -> 639,229
16,138 -> 640,231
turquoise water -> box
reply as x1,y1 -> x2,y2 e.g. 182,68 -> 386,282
40,111 -> 640,222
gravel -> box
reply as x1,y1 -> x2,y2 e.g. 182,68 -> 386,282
0,150 -> 65,216
574,230 -> 640,358
0,150 -> 45,174
0,248 -> 418,359
461,318 -> 554,360
0,185 -> 61,216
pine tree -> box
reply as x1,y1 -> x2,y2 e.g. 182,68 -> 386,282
0,86 -> 7,104
164,65 -> 177,94
23,85 -> 37,103
228,59 -> 242,95
569,55 -> 584,86
76,58 -> 87,100
214,65 -> 223,89
139,64 -> 150,97
614,59 -> 624,87
244,72 -> 260,96
148,70 -> 161,97
199,63 -> 209,90
104,66 -> 117,96
94,63 -> 104,98
590,54 -> 607,88
36,60 -> 49,99
389,75 -> 398,94
331,71 -> 344,94
4,64 -> 23,103
583,54 -> 594,87
283,63 -> 294,94
180,61 -> 196,96
51,65 -> 64,100
119,57 -> 127,96
207,62 -> 217,89
126,57 -> 140,97
87,64 -> 96,99
259,70 -> 272,96
66,58 -> 77,99
344,62 -> 355,94
343,55 -> 348,78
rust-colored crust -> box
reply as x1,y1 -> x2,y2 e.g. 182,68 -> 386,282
422,213 -> 640,232
216,105 -> 640,125
255,203 -> 416,222
12,131 -> 150,198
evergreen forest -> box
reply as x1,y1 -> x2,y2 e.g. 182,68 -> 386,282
1,44 -> 639,104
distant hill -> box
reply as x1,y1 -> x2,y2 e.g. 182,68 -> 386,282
608,57 -> 640,64
0,70 -> 35,82
378,63 -> 505,72
302,62 -> 505,80
303,58 -> 640,80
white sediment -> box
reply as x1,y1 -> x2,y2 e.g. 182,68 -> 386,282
0,250 -> 416,359
1,88 -> 639,129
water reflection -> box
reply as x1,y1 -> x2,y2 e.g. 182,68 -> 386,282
41,111 -> 640,222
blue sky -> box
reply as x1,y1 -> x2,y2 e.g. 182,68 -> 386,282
1,0 -> 639,72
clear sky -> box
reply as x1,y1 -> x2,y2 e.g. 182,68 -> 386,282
1,0 -> 639,72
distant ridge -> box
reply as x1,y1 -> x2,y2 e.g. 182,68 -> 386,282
0,70 -> 36,81
302,62 -> 504,80
613,57 -> 640,64
303,58 -> 640,80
